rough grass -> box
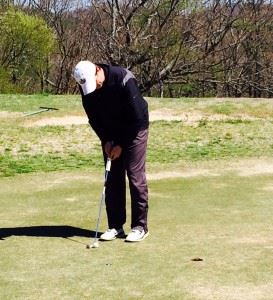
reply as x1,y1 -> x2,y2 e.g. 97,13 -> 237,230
0,95 -> 273,177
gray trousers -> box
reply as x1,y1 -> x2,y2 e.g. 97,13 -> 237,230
103,129 -> 149,232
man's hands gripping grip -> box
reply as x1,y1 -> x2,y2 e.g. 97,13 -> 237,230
104,141 -> 122,160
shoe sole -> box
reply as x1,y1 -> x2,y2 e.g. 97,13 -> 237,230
125,231 -> 149,242
99,236 -> 116,241
99,232 -> 125,241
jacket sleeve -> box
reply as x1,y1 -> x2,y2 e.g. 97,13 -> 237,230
80,86 -> 110,144
88,116 -> 109,145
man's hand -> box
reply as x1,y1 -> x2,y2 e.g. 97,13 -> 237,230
104,142 -> 122,160
104,141 -> 113,157
110,145 -> 122,160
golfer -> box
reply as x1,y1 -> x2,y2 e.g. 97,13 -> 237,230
73,60 -> 149,242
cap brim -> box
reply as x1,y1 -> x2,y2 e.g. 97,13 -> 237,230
80,78 -> 96,95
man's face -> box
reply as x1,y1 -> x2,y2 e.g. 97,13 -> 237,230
95,67 -> 105,89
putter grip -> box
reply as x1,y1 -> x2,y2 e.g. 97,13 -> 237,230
106,158 -> 111,171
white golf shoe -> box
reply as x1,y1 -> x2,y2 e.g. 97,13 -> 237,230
125,227 -> 149,242
100,228 -> 125,241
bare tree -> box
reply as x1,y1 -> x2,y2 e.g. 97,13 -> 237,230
3,0 -> 273,97
24,0 -> 99,93
205,0 -> 273,97
88,0 -> 184,95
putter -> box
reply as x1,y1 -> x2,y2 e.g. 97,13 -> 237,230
24,106 -> 59,117
86,157 -> 112,249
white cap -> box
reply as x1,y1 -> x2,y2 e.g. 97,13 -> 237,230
73,61 -> 96,95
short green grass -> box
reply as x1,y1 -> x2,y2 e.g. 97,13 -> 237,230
1,95 -> 273,299
1,170 -> 273,299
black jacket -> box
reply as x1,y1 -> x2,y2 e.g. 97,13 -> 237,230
81,64 -> 149,146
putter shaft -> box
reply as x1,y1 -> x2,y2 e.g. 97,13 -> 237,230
24,106 -> 59,117
88,158 -> 111,249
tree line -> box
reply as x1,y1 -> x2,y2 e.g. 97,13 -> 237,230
1,0 -> 273,98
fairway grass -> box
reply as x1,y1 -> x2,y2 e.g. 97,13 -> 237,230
1,164 -> 273,300
1,95 -> 273,299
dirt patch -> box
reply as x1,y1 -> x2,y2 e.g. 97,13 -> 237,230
24,110 -> 183,127
0,111 -> 11,117
147,169 -> 217,180
228,159 -> 273,176
149,108 -> 183,121
24,116 -> 88,127
0,111 -> 21,118
23,110 -> 261,127
148,159 -> 273,180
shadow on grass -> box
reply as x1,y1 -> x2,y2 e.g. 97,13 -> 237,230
0,225 -> 99,242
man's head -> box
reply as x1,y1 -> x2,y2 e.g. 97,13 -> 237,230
73,60 -> 105,95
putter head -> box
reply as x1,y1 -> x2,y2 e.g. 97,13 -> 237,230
91,241 -> 99,248
39,106 -> 59,111
86,241 -> 99,249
